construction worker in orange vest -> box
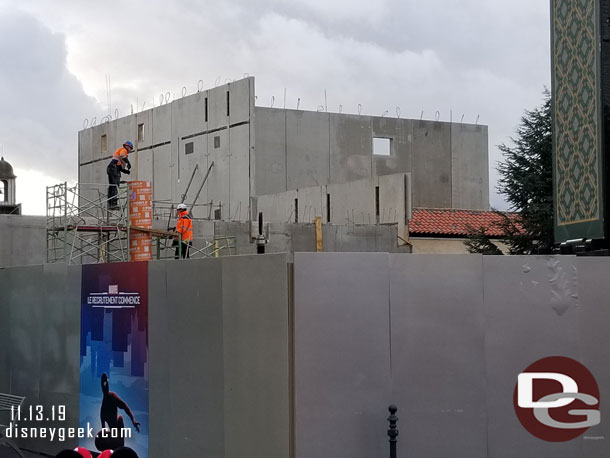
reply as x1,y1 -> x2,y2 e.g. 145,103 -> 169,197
107,141 -> 133,209
174,203 -> 193,259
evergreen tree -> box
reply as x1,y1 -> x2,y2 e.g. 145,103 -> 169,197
465,91 -> 554,254
464,225 -> 504,255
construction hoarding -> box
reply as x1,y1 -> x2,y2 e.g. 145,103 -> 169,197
79,261 -> 149,457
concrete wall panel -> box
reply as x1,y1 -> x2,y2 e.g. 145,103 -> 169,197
164,258 -> 225,458
135,110 -> 153,149
325,224 -> 402,252
576,258 -> 610,455
372,117 -> 412,177
91,123 -> 111,162
221,254 -> 290,458
0,215 -> 46,267
294,252 -> 392,458
171,98 -> 201,204
152,144 -> 173,202
257,173 -> 406,229
286,110 -> 330,190
296,185 -> 325,223
172,91 -> 206,138
327,179 -> 375,225
379,173 -> 406,237
137,149 -> 154,183
258,190 -> 298,223
37,263 -> 81,454
6,265 -> 43,450
148,261 -> 171,458
228,124 -> 251,221
79,163 -> 93,186
206,128 -> 230,218
254,107 -> 287,195
329,114 -> 372,184
411,120 -> 452,207
78,164 -> 100,207
39,264 -> 80,395
151,104 -> 172,145
93,162 -> 108,191
177,134 -> 209,216
390,254 -> 487,458
79,129 -> 93,165
452,123 -> 489,210
112,116 -> 137,154
228,77 -> 253,125
208,83 -> 230,131
483,256 -> 581,458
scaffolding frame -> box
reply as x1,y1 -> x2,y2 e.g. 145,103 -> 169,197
153,234 -> 238,260
46,182 -> 130,264
47,182 -> 240,264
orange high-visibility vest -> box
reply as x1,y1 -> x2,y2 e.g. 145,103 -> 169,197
112,147 -> 129,167
176,210 -> 193,242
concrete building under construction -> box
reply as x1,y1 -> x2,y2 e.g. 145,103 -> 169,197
77,76 -> 489,250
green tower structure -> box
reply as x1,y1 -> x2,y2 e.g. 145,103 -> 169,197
551,0 -> 606,245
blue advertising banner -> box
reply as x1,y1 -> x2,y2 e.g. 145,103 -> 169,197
79,262 -> 149,458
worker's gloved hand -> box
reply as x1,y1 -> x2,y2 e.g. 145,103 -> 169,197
127,163 -> 132,170
123,169 -> 131,175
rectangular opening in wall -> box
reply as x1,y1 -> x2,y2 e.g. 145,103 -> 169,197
101,134 -> 107,153
214,136 -> 220,148
185,142 -> 194,155
373,137 -> 391,156
375,186 -> 380,224
214,207 -> 222,220
294,198 -> 299,223
137,123 -> 144,142
326,193 -> 331,223
205,97 -> 208,122
226,91 -> 230,117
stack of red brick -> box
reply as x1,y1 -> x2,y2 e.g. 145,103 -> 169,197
129,181 -> 153,261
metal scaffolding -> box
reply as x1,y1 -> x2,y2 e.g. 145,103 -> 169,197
153,234 -> 238,260
47,182 -> 239,264
46,182 -> 130,264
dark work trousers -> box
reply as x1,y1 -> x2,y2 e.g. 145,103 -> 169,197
107,163 -> 121,206
174,241 -> 191,259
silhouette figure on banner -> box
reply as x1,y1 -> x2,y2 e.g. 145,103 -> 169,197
95,373 -> 141,451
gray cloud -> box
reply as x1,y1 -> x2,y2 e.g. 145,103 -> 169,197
6,0 -> 550,211
0,6 -> 99,180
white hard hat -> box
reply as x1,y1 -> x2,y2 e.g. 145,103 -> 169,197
177,203 -> 187,211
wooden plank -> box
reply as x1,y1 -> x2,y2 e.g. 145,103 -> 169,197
314,216 -> 323,252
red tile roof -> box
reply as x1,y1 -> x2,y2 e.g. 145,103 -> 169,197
409,208 -> 519,237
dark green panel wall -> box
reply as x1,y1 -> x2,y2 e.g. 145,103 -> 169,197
552,0 -> 605,242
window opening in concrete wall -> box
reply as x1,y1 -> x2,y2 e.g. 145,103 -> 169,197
138,123 -> 144,142
185,142 -> 194,155
205,97 -> 208,122
101,134 -> 107,153
326,193 -> 331,223
373,137 -> 391,156
226,91 -> 230,117
214,207 -> 222,220
294,198 -> 299,223
214,136 -> 220,148
375,186 -> 380,223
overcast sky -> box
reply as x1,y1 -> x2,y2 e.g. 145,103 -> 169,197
0,0 -> 550,215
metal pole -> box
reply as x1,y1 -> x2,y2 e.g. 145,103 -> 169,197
189,161 -> 214,214
181,164 -> 199,203
387,404 -> 398,458
256,211 -> 266,254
